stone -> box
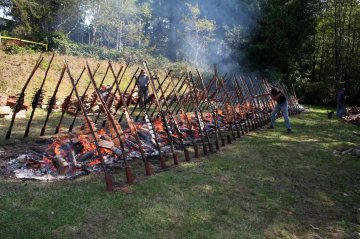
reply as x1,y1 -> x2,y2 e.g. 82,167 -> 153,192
4,110 -> 26,119
98,140 -> 114,150
0,106 -> 12,116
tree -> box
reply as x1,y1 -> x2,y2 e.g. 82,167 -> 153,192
309,0 -> 360,105
243,0 -> 321,85
5,0 -> 83,39
178,3 -> 216,67
84,0 -> 148,49
145,0 -> 190,60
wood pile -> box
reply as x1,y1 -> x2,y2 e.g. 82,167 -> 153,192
334,147 -> 360,157
343,107 -> 360,126
63,89 -> 139,115
1,81 -> 139,130
63,95 -> 96,116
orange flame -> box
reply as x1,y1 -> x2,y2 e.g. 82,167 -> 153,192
98,129 -> 106,136
42,157 -> 52,164
217,109 -> 225,117
100,147 -> 112,155
154,117 -> 165,132
54,142 -> 61,155
77,134 -> 97,153
88,159 -> 101,166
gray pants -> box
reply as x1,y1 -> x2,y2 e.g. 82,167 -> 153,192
270,101 -> 291,130
139,86 -> 148,106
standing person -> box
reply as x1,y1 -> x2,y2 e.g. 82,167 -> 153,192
137,69 -> 149,107
268,87 -> 292,133
336,88 -> 346,118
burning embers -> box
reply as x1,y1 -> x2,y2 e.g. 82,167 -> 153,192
5,112 -> 221,181
2,55 -> 302,189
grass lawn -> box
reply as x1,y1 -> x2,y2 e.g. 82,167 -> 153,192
0,106 -> 359,239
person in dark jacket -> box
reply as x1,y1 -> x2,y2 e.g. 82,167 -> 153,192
336,88 -> 346,118
268,88 -> 292,133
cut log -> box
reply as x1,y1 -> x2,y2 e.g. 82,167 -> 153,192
6,96 -> 30,110
52,155 -> 70,175
0,94 -> 8,106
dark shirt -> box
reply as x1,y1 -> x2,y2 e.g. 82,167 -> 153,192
337,91 -> 345,105
271,90 -> 286,104
138,75 -> 149,88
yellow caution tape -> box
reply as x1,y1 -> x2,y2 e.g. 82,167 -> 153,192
0,35 -> 48,51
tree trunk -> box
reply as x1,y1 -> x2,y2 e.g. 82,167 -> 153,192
168,4 -> 178,61
119,22 -> 123,51
311,34 -> 317,82
334,0 -> 340,85
92,26 -> 97,45
116,27 -> 119,51
319,35 -> 328,83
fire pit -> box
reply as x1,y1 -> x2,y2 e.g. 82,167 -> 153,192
1,54 -> 303,190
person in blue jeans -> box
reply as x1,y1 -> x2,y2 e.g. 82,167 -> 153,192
336,88 -> 346,118
268,88 -> 292,133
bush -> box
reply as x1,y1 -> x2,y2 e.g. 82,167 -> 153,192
49,32 -> 134,62
1,40 -> 39,54
47,32 -> 193,72
299,81 -> 336,105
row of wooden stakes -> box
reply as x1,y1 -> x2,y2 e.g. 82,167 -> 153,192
3,53 -> 302,191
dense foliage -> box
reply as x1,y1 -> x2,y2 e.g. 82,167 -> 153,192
238,0 -> 360,105
0,0 -> 359,105
310,0 -> 360,105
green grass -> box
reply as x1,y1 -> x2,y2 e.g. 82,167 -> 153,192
0,107 -> 360,239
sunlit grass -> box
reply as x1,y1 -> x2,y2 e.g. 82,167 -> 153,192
0,106 -> 359,238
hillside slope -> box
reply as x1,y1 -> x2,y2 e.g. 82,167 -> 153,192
0,51 -> 187,102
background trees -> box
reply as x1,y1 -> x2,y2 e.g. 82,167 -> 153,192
309,0 -> 360,105
235,0 -> 360,105
0,0 -> 359,105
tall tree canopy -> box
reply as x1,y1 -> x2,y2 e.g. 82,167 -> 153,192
1,0 -> 360,104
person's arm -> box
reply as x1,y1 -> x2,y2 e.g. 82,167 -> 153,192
255,93 -> 271,97
136,75 -> 142,87
273,92 -> 283,101
269,90 -> 281,101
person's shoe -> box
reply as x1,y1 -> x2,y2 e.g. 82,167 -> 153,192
267,125 -> 274,129
286,128 -> 292,133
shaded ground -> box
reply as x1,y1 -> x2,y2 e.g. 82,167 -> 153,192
0,107 -> 359,239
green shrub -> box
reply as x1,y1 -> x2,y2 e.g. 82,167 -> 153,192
48,32 -> 122,61
0,30 -> 10,37
1,41 -> 38,54
299,81 -> 336,105
45,32 -> 194,74
47,32 -> 191,69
